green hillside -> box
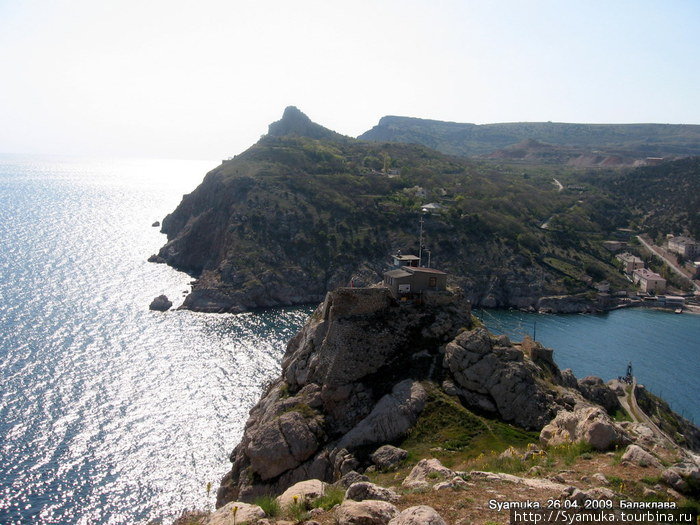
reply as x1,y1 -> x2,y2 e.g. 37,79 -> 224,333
157,108 -> 641,313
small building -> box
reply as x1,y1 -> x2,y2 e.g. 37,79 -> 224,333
616,252 -> 644,275
421,202 -> 444,214
632,268 -> 666,293
603,240 -> 625,253
392,253 -> 420,268
668,236 -> 699,259
383,266 -> 447,298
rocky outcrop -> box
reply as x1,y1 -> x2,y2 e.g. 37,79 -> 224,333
443,329 -> 566,429
217,288 -> 473,504
577,376 -> 621,413
539,406 -> 630,451
149,295 -> 172,311
216,287 -> 595,507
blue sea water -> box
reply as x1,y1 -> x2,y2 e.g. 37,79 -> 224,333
475,308 -> 700,424
0,155 -> 698,524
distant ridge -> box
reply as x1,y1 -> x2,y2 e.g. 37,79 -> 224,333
359,115 -> 700,159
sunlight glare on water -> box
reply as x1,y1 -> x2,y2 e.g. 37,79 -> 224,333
0,155 -> 313,524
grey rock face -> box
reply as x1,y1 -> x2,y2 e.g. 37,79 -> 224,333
578,376 -> 621,413
443,328 -> 562,429
148,295 -> 172,311
345,482 -> 400,503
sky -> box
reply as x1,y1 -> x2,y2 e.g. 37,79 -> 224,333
0,0 -> 699,159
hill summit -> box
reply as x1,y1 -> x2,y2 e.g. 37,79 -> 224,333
267,106 -> 348,142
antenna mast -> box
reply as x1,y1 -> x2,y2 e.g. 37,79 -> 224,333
419,214 -> 424,266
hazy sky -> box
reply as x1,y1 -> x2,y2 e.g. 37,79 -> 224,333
1,0 -> 699,159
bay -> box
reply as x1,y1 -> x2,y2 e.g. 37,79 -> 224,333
476,307 -> 700,424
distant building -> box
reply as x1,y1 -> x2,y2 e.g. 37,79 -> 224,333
668,236 -> 698,259
616,252 -> 644,274
603,240 -> 625,253
632,268 -> 666,293
421,202 -> 444,213
383,266 -> 448,298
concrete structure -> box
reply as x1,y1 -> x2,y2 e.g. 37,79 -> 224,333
383,266 -> 447,298
616,252 -> 644,275
668,236 -> 698,259
632,268 -> 666,293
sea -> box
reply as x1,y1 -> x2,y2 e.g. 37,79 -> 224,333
0,155 -> 698,524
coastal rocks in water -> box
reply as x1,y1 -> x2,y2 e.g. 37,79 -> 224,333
443,328 -> 564,429
370,445 -> 408,470
151,220 -> 160,227
149,295 -> 172,311
402,458 -> 455,489
345,481 -> 400,503
539,406 -> 630,451
537,294 -> 597,314
388,505 -> 447,525
147,254 -> 166,263
276,479 -> 327,509
334,499 -> 399,525
206,501 -> 265,525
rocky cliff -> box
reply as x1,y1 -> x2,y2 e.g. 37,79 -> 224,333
215,287 -> 638,507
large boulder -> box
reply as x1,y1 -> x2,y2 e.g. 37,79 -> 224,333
540,406 -> 630,451
334,500 -> 399,525
346,482 -> 400,503
370,445 -> 408,470
621,445 -> 662,468
206,502 -> 265,525
276,479 -> 327,509
402,459 -> 455,489
388,506 -> 446,525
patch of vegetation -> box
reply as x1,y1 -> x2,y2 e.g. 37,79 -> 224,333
612,407 -> 632,422
252,495 -> 280,518
400,383 -> 538,471
284,497 -> 309,522
281,403 -> 317,419
311,486 -> 345,511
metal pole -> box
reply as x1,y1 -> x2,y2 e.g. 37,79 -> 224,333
419,214 -> 424,266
